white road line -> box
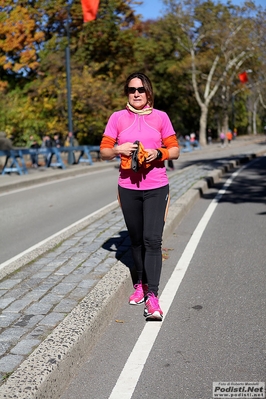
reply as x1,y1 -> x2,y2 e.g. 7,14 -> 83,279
108,165 -> 246,399
0,168 -> 112,197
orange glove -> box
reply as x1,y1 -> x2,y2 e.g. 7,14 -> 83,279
120,155 -> 132,169
121,141 -> 150,171
137,142 -> 150,168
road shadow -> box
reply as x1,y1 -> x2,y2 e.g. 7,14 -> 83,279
102,230 -> 137,284
176,140 -> 266,172
201,155 -> 266,207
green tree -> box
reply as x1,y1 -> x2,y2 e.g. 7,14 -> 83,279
162,0 -> 261,145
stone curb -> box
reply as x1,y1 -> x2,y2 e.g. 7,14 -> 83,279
0,152 -> 262,399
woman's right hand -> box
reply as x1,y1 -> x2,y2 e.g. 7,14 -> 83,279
116,142 -> 138,157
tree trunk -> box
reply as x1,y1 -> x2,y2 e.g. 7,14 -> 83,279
199,104 -> 208,146
221,113 -> 229,135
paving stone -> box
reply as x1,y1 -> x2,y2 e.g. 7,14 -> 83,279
69,285 -> 97,301
3,298 -> 33,313
25,300 -> 53,315
32,270 -> 53,279
10,339 -> 40,356
50,282 -> 77,296
14,265 -> 44,279
26,325 -> 48,340
0,328 -> 25,345
61,248 -> 80,257
79,248 -> 94,256
41,261 -> 66,272
60,239 -> 80,246
45,274 -> 64,284
0,297 -> 16,310
53,298 -> 78,313
0,341 -> 11,357
9,284 -> 31,297
0,279 -> 21,290
23,290 -> 45,302
71,265 -> 94,276
0,354 -> 24,373
43,293 -> 63,305
41,252 -> 59,259
13,314 -> 43,329
94,263 -> 113,274
54,262 -> 79,276
46,259 -> 68,268
49,245 -> 67,261
36,281 -> 60,293
0,313 -> 20,328
38,312 -> 65,327
71,252 -> 90,262
82,258 -> 101,267
77,279 -> 95,289
79,237 -> 94,245
20,277 -> 44,289
103,257 -> 120,267
61,274 -> 84,284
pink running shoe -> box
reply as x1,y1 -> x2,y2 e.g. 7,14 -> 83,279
144,293 -> 163,321
129,283 -> 148,305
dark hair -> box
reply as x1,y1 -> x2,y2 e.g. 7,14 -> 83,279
124,72 -> 154,107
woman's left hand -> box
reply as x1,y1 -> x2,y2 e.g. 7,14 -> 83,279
145,149 -> 158,162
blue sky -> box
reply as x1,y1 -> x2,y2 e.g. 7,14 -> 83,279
132,0 -> 265,20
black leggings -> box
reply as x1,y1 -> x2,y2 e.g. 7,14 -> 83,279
118,185 -> 169,296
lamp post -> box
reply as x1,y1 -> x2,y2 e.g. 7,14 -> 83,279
65,4 -> 75,164
66,5 -> 73,135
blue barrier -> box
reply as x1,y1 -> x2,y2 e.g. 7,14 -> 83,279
180,141 -> 193,153
180,140 -> 201,153
0,149 -> 29,175
0,146 -> 100,175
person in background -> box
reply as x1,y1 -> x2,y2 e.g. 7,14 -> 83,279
53,133 -> 62,164
28,135 -> 40,168
226,130 -> 233,145
65,132 -> 78,164
64,131 -> 79,147
100,72 -> 179,321
41,135 -> 53,165
0,131 -> 13,171
220,132 -> 225,147
207,129 -> 213,145
190,132 -> 196,143
0,131 -> 13,151
167,159 -> 175,171
53,133 -> 62,148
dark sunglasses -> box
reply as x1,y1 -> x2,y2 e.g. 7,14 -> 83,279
127,86 -> 146,94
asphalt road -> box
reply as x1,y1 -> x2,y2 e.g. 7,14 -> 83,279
60,155 -> 266,399
0,168 -> 118,263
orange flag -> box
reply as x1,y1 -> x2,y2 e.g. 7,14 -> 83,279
239,71 -> 248,84
81,0 -> 99,22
